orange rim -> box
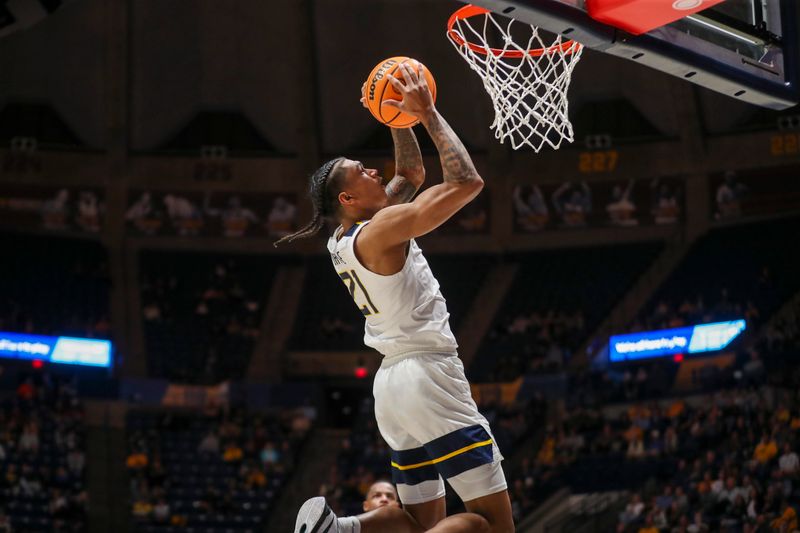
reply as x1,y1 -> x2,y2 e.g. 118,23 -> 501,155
447,4 -> 582,58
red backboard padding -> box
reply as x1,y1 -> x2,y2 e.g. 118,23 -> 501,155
586,0 -> 727,35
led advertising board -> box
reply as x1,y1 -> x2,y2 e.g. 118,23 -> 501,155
609,320 -> 746,363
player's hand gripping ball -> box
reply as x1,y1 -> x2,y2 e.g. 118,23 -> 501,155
363,56 -> 437,128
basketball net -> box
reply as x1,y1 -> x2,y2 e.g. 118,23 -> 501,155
447,5 -> 583,152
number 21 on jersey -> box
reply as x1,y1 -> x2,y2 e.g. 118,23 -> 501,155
339,270 -> 379,316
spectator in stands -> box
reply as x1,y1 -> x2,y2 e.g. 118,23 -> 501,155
142,301 -> 161,321
552,181 -> 592,227
650,178 -> 680,225
222,440 -> 243,463
152,498 -> 170,524
241,461 -> 267,489
779,442 -> 798,476
362,480 -> 400,512
770,501 -> 798,532
259,440 -> 280,466
197,429 -> 220,456
754,434 -> 778,465
512,184 -> 549,232
638,512 -> 660,533
18,421 -> 39,455
132,497 -> 153,520
17,465 -> 42,496
66,448 -> 85,476
715,170 -> 748,220
0,508 -> 11,533
606,180 -> 639,227
126,448 -> 148,471
49,488 -> 70,520
266,196 -> 297,238
687,511 -> 708,532
620,494 -> 645,526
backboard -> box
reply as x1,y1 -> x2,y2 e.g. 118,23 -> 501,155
464,0 -> 799,109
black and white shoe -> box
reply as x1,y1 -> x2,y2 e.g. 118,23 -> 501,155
294,496 -> 338,533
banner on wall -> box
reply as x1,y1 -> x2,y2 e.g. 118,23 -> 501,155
609,319 -> 746,362
126,190 -> 298,238
512,177 -> 683,233
711,167 -> 800,221
0,185 -> 105,234
0,331 -> 112,368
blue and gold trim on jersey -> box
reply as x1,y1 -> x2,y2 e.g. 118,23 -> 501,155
390,425 -> 494,485
342,221 -> 366,238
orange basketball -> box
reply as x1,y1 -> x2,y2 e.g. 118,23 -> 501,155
364,56 -> 437,129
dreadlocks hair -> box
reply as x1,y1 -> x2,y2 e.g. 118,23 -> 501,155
273,157 -> 346,247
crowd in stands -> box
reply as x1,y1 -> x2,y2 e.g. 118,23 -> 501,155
514,387 -> 800,532
126,406 -> 312,532
140,252 -> 279,384
473,243 -> 663,382
0,373 -> 88,532
484,310 -> 586,380
0,233 -> 110,339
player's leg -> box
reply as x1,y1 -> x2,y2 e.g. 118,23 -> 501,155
405,498 -> 490,533
464,490 -> 515,533
294,496 -> 423,533
446,459 -> 514,533
395,354 -> 513,533
403,497 -> 446,530
294,495 -> 490,533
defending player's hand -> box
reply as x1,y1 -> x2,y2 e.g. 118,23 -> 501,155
383,63 -> 435,121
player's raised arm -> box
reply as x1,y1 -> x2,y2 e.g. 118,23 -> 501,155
361,63 -> 484,248
384,128 -> 425,205
359,80 -> 426,206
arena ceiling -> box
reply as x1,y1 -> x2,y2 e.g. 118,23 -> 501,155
0,0 -> 791,156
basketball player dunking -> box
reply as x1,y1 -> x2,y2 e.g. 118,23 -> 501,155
280,62 -> 514,533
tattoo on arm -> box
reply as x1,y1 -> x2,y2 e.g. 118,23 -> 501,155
386,129 -> 424,204
423,112 -> 480,185
385,177 -> 418,204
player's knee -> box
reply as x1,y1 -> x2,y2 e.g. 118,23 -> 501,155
482,515 -> 514,533
469,515 -> 491,533
372,504 -> 407,522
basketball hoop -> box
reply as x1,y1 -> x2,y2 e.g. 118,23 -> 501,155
447,5 -> 583,152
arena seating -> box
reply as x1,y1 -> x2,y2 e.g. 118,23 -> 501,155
0,232 -> 110,338
289,254 -> 494,351
471,242 -> 663,381
533,388 -> 800,532
631,215 -> 800,333
126,408 -> 311,532
140,251 -> 289,384
0,373 -> 89,532
584,215 -> 800,404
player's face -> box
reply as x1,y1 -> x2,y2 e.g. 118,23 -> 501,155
339,159 -> 388,216
362,482 -> 399,512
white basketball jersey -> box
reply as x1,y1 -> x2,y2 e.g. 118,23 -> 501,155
326,221 -> 458,358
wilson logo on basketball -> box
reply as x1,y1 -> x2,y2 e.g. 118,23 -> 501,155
368,59 -> 398,101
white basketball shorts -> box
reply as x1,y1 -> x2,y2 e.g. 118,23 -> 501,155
373,352 -> 507,505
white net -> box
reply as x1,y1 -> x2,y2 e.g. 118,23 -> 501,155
447,8 -> 583,152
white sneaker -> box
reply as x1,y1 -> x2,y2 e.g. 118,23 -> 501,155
294,496 -> 338,533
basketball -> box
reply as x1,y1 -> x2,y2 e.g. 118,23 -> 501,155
365,56 -> 437,129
